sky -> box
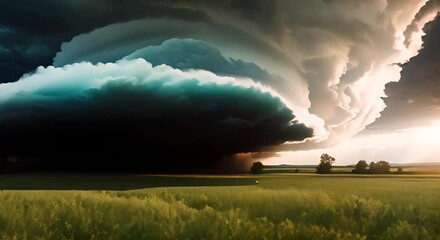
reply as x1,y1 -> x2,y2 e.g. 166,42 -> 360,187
0,0 -> 439,172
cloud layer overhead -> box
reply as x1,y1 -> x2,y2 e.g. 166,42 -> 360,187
0,0 -> 439,171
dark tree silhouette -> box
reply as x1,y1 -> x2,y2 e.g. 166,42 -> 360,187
352,160 -> 368,173
250,162 -> 264,174
369,162 -> 376,172
369,160 -> 391,174
396,167 -> 403,174
316,153 -> 335,174
294,169 -> 299,173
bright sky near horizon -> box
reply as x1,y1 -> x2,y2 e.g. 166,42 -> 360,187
265,120 -> 440,165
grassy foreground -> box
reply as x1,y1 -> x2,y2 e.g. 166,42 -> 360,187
1,174 -> 440,239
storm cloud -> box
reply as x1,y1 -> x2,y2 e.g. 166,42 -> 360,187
123,38 -> 282,85
50,1 -> 440,143
370,16 -> 440,130
0,59 -> 311,172
0,0 -> 439,171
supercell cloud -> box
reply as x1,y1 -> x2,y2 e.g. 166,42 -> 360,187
0,58 -> 311,172
0,0 -> 439,172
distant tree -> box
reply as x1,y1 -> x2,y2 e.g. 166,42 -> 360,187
352,160 -> 368,174
377,160 -> 391,173
396,167 -> 403,174
316,153 -> 335,174
294,169 -> 299,173
369,162 -> 376,173
369,160 -> 391,174
250,162 -> 264,174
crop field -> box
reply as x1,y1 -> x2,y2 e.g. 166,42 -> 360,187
1,170 -> 440,239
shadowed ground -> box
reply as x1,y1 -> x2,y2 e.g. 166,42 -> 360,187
0,173 -> 256,190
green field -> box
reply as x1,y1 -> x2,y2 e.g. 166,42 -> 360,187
1,171 -> 440,239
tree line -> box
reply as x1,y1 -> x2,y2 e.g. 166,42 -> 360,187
351,159 -> 400,174
316,153 -> 402,174
250,153 -> 403,174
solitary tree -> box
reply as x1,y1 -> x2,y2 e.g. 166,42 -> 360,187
397,167 -> 403,174
250,162 -> 264,174
316,153 -> 335,174
352,160 -> 368,174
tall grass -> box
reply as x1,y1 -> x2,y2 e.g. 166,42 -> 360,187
1,177 -> 440,240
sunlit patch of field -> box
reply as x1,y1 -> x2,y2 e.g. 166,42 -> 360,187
1,170 -> 440,239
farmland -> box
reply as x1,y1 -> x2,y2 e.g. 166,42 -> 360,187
1,168 -> 440,239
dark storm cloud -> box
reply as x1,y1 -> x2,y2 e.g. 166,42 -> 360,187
0,0 -> 208,83
0,0 -> 315,172
3,0 -> 436,141
0,25 -> 54,83
123,38 -> 282,84
0,0 -> 289,83
0,60 -> 312,172
51,17 -> 290,74
369,16 -> 440,130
